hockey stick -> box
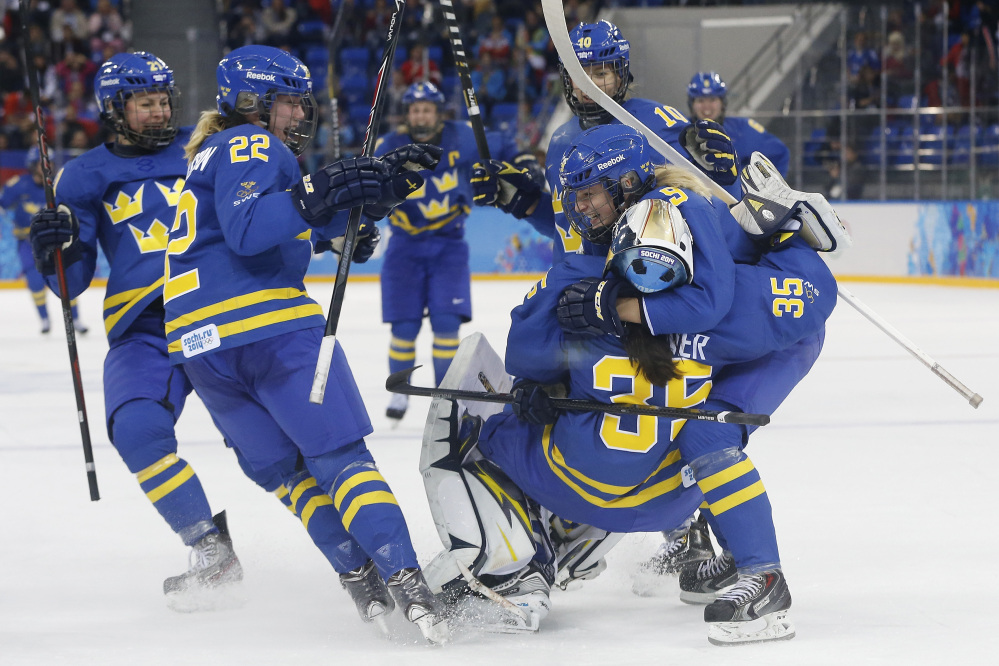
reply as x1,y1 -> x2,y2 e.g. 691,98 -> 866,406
326,0 -> 348,161
454,560 -> 532,624
540,0 -> 983,409
310,0 -> 407,404
438,0 -> 491,160
387,367 -> 770,426
19,0 -> 99,500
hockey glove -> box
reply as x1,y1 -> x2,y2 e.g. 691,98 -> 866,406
30,204 -> 81,275
361,169 -> 426,222
292,157 -> 389,225
556,276 -> 629,337
381,142 -> 443,174
681,120 -> 738,185
471,159 -> 542,218
352,222 -> 381,263
511,380 -> 558,425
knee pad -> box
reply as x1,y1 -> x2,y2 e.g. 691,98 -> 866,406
110,399 -> 178,472
390,319 -> 422,342
429,313 -> 462,334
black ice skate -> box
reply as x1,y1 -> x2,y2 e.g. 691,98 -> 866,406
164,511 -> 244,612
386,393 -> 408,425
386,567 -> 450,645
704,568 -> 795,646
633,514 -> 715,597
340,559 -> 395,633
679,550 -> 737,604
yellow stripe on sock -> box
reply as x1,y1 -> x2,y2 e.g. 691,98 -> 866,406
708,480 -> 766,516
432,348 -> 458,359
389,349 -> 417,361
300,494 -> 334,530
333,470 -> 386,510
341,491 -> 399,530
136,453 -> 180,483
697,459 -> 756,493
290,476 -> 318,512
145,464 -> 194,503
390,337 -> 416,349
433,336 -> 460,346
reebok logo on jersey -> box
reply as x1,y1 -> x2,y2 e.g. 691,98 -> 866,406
181,324 -> 221,358
597,154 -> 625,171
246,71 -> 277,82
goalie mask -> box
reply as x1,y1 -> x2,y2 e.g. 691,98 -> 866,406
95,51 -> 180,150
559,20 -> 632,129
216,45 -> 318,155
607,197 -> 694,294
559,125 -> 659,245
403,82 -> 445,143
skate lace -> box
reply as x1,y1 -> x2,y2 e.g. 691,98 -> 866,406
716,574 -> 764,605
697,552 -> 733,579
663,533 -> 688,557
188,535 -> 220,572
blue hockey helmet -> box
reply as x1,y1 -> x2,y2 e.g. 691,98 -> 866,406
216,45 -> 318,155
95,51 -> 180,150
559,20 -> 632,128
25,145 -> 40,168
402,82 -> 445,142
402,81 -> 445,108
687,71 -> 727,120
607,197 -> 694,294
559,125 -> 660,245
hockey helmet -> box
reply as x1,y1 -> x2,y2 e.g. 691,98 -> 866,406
95,51 -> 180,150
558,20 -> 632,128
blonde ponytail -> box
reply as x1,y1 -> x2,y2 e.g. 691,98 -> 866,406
185,110 -> 228,162
653,165 -> 715,200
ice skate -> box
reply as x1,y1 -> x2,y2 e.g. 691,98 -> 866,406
164,511 -> 244,612
477,560 -> 553,633
704,568 -> 795,646
633,514 -> 715,597
40,317 -> 51,334
386,567 -> 450,645
340,559 -> 395,634
679,550 -> 737,604
386,393 -> 408,426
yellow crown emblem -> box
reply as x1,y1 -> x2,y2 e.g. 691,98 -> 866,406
431,169 -> 459,193
417,196 -> 453,220
104,185 -> 145,224
129,218 -> 170,253
155,178 -> 186,208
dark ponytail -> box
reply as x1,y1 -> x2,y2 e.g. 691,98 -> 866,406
622,325 -> 682,386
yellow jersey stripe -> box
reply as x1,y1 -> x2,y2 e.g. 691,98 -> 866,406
547,428 -> 683,495
146,464 -> 194,503
697,459 -> 756,493
333,470 -> 386,510
341,491 -> 399,530
103,277 -> 165,335
167,303 -> 324,353
164,287 -> 312,333
136,453 -> 180,483
709,480 -> 766,516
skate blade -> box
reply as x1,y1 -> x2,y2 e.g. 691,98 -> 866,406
679,589 -> 719,605
446,595 -> 540,634
413,613 -> 451,645
707,609 -> 796,646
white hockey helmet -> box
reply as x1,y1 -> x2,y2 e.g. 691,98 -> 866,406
607,198 -> 694,293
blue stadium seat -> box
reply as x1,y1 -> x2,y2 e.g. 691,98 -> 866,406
305,45 -> 329,74
339,72 -> 370,106
427,45 -> 444,65
919,126 -> 953,165
803,127 -> 826,166
490,102 -> 519,125
339,46 -> 370,76
979,124 -> 999,166
298,20 -> 326,44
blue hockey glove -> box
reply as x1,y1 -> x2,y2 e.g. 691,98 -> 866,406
30,204 -> 81,275
352,222 -> 381,263
362,169 -> 426,221
681,119 -> 738,185
381,142 -> 443,173
556,276 -> 629,337
511,380 -> 558,425
292,157 -> 389,225
471,159 -> 542,218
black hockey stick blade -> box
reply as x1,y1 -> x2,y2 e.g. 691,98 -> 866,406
386,367 -> 769,426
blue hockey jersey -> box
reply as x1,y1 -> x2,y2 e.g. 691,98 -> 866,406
163,124 -> 346,363
723,116 -> 790,176
373,121 -> 516,241
50,129 -> 193,341
0,173 -> 45,241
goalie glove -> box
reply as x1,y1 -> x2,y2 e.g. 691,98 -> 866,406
471,159 -> 542,218
681,120 -> 738,185
734,152 -> 853,253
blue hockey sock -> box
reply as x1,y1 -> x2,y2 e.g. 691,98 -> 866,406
388,320 -> 420,377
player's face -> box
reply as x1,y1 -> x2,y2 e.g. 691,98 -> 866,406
572,63 -> 621,103
269,94 -> 306,141
571,182 -> 617,228
691,95 -> 723,121
122,90 -> 171,138
407,101 -> 439,130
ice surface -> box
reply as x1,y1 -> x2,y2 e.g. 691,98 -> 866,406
1,279 -> 997,664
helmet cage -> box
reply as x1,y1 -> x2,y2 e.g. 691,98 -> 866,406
403,82 -> 445,142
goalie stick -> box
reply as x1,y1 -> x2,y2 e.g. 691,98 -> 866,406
539,0 -> 982,409
311,0 -> 407,404
438,0 -> 491,160
19,0 -> 99,500
387,367 -> 770,426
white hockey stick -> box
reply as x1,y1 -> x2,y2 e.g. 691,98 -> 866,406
540,0 -> 983,409
454,560 -> 532,624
